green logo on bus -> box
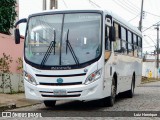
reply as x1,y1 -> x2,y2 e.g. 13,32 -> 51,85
57,78 -> 63,83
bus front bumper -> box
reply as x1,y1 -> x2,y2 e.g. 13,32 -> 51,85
24,79 -> 111,101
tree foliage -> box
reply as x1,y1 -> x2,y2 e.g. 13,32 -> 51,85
0,0 -> 17,35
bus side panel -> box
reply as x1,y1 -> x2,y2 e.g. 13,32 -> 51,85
110,54 -> 142,93
103,52 -> 114,97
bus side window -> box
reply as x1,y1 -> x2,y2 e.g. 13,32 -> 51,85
138,37 -> 142,58
133,34 -> 138,57
105,25 -> 111,50
113,22 -> 121,53
127,31 -> 133,56
120,27 -> 127,54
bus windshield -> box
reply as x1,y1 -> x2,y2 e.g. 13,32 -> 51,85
25,13 -> 102,67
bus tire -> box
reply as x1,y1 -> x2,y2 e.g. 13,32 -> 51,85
44,100 -> 56,107
126,75 -> 135,98
102,77 -> 116,107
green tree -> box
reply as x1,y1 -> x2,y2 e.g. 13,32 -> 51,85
0,0 -> 17,35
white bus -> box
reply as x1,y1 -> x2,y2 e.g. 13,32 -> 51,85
14,9 -> 142,107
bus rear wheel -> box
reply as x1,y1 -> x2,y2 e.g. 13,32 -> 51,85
44,100 -> 56,108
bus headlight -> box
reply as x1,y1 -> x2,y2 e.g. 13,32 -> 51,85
24,71 -> 37,85
84,69 -> 102,85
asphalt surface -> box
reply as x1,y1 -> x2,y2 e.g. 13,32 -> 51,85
1,81 -> 160,120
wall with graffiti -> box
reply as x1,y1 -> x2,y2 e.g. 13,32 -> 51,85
142,62 -> 157,78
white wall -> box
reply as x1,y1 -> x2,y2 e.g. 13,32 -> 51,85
142,62 -> 157,78
0,74 -> 24,93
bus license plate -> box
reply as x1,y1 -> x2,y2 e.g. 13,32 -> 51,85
53,89 -> 67,95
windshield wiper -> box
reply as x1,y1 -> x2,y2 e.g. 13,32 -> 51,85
41,30 -> 56,67
53,30 -> 56,55
66,29 -> 79,65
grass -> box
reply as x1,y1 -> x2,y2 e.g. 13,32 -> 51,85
141,76 -> 160,84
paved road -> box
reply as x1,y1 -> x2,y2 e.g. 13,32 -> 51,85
2,81 -> 160,120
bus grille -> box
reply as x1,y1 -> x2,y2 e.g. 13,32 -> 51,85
41,94 -> 81,97
40,90 -> 82,97
39,82 -> 82,86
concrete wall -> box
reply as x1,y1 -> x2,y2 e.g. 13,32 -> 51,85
142,62 -> 157,78
0,74 -> 24,93
0,33 -> 24,93
0,34 -> 23,73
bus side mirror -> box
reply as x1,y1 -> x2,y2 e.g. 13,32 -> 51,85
14,18 -> 27,44
109,27 -> 116,42
14,28 -> 20,44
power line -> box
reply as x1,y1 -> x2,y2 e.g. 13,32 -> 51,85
128,14 -> 140,22
124,0 -> 140,12
88,0 -> 101,8
112,0 -> 138,15
118,0 -> 140,13
124,0 -> 141,10
124,1 -> 160,18
63,0 -> 68,8
143,39 -> 151,46
114,0 -> 138,15
144,35 -> 156,45
143,21 -> 160,32
145,11 -> 160,18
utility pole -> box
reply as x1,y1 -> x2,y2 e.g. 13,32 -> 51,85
154,25 -> 160,78
139,0 -> 144,31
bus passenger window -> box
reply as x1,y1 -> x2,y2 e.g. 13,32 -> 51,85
138,37 -> 142,58
138,37 -> 142,47
128,44 -> 133,56
138,47 -> 142,58
121,27 -> 126,41
133,34 -> 137,45
113,23 -> 121,52
134,45 -> 138,57
122,41 -> 127,54
121,27 -> 127,54
105,26 -> 111,50
133,34 -> 138,57
127,31 -> 133,56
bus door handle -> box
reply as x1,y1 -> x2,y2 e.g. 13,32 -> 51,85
110,66 -> 112,76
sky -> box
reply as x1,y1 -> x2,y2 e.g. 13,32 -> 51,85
92,0 -> 160,53
19,0 -> 160,53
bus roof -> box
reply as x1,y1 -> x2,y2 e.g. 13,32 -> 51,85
104,10 -> 142,36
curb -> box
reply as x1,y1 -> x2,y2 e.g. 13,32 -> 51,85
15,102 -> 41,109
0,102 -> 41,111
0,103 -> 16,111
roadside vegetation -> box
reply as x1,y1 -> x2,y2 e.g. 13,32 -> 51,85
0,0 -> 17,34
0,54 -> 23,94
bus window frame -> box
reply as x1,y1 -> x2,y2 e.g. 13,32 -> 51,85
113,22 -> 121,53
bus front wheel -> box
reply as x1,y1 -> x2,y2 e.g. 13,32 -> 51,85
126,75 -> 135,98
102,77 -> 116,107
44,100 -> 56,108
